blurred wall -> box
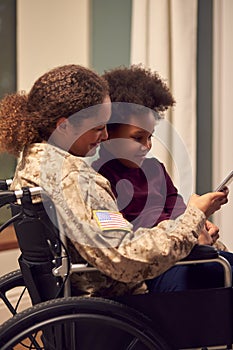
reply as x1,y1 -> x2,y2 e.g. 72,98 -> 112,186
90,0 -> 131,73
17,0 -> 90,91
212,0 -> 233,250
0,0 -> 17,223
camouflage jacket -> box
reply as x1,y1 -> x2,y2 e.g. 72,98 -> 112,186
11,143 -> 206,297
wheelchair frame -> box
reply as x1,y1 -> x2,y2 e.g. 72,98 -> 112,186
0,182 -> 233,349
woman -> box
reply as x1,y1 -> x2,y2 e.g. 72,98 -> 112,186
0,64 -> 228,297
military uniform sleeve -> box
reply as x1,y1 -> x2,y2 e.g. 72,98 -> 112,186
47,158 -> 206,284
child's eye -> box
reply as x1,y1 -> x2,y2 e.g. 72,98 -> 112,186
132,137 -> 142,142
95,126 -> 106,131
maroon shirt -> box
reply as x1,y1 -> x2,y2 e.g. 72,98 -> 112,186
92,146 -> 186,230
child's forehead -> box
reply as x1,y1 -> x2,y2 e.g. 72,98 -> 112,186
124,111 -> 156,130
111,115 -> 155,136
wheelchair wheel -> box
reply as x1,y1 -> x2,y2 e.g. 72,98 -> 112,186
0,269 -> 31,321
0,296 -> 171,350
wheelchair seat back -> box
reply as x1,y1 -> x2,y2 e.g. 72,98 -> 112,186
9,188 -> 64,304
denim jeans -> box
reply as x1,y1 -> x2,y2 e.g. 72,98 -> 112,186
146,250 -> 233,292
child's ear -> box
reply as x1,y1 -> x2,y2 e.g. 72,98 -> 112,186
56,117 -> 68,133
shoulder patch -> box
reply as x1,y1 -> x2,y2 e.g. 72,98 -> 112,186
93,210 -> 131,231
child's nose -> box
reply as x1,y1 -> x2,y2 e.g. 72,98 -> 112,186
101,127 -> 108,141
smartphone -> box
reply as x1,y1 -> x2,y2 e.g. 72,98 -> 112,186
215,171 -> 233,192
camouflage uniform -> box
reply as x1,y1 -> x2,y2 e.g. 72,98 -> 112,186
11,143 -> 206,297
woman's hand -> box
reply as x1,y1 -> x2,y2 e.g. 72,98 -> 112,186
188,190 -> 228,218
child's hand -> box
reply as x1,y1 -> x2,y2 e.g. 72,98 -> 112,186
188,191 -> 228,218
198,220 -> 219,245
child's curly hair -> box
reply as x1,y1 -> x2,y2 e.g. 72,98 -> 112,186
102,65 -> 175,123
0,64 -> 109,156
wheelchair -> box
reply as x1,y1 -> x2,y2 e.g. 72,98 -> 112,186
0,181 -> 233,349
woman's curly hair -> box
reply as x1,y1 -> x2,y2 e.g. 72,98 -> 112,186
0,64 -> 109,156
102,65 -> 175,124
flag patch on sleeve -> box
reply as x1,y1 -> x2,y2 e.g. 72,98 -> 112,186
93,210 -> 131,231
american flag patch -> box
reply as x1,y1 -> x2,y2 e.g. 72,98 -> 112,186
93,210 -> 131,231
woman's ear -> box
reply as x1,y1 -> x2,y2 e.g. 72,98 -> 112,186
56,117 -> 68,134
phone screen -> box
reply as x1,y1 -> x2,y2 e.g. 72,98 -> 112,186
215,171 -> 233,191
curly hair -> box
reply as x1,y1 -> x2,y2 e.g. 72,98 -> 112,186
0,64 -> 109,156
102,65 -> 175,123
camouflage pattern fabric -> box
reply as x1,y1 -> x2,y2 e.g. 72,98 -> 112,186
11,143 -> 206,297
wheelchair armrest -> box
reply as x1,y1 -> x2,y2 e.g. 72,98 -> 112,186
0,179 -> 13,190
0,191 -> 17,208
182,244 -> 219,261
176,244 -> 232,288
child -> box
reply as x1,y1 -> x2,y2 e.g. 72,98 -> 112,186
92,65 -> 223,246
92,65 -> 231,291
